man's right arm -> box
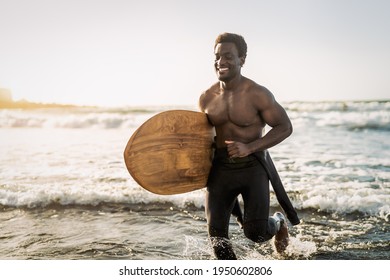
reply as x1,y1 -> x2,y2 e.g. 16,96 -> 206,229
198,91 -> 208,113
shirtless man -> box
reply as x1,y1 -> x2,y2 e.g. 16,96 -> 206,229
199,33 -> 297,260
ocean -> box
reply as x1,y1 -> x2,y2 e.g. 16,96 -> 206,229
0,100 -> 389,260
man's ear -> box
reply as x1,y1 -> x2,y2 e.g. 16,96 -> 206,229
240,56 -> 246,67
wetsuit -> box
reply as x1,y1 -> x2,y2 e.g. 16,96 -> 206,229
206,148 -> 300,260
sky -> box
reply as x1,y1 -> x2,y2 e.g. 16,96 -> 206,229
0,0 -> 389,107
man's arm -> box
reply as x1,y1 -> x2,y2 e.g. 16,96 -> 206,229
226,88 -> 292,157
250,91 -> 293,151
198,92 -> 207,113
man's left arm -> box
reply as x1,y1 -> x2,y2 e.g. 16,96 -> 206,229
249,96 -> 293,152
226,90 -> 292,157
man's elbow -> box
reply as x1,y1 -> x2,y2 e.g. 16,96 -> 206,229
285,122 -> 293,138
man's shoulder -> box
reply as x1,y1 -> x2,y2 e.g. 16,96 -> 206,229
243,78 -> 273,99
203,82 -> 220,95
199,82 -> 219,111
200,82 -> 219,101
242,78 -> 276,111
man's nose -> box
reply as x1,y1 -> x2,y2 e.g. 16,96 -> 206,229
215,57 -> 225,66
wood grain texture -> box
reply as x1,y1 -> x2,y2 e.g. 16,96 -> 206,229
124,110 -> 214,195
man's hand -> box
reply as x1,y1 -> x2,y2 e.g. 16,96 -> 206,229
225,140 -> 252,158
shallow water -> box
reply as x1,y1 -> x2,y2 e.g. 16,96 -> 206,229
1,203 -> 388,260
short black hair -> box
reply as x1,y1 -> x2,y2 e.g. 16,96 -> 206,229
214,33 -> 247,59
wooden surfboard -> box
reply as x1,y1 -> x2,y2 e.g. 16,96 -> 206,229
124,110 -> 214,195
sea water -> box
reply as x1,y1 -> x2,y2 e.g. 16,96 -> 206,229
0,101 -> 389,259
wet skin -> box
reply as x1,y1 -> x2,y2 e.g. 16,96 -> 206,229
199,42 -> 292,157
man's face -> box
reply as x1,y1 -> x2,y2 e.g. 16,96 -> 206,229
214,42 -> 243,82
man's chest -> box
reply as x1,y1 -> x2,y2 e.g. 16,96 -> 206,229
205,94 -> 260,127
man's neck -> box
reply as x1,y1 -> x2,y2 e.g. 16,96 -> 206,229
220,74 -> 242,91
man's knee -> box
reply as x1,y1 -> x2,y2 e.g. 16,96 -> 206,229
243,219 -> 273,243
243,227 -> 266,242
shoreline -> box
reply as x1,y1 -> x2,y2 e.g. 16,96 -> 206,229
0,100 -> 94,109
1,99 -> 389,110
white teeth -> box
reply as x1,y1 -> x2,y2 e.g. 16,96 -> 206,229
219,68 -> 229,71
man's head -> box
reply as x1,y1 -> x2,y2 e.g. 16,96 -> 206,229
214,33 -> 247,82
214,33 -> 247,60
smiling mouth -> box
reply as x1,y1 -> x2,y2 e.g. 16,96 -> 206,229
217,67 -> 229,74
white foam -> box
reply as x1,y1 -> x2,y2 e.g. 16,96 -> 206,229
315,110 -> 390,130
1,101 -> 389,131
285,100 -> 390,113
0,109 -> 154,129
297,183 -> 390,220
281,235 -> 317,259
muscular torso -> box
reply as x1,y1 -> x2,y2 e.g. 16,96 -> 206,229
200,77 -> 266,148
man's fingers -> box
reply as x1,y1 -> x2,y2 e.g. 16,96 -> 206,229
225,140 -> 250,158
225,141 -> 237,157
225,141 -> 234,149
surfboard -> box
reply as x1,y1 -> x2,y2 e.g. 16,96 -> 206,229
124,110 -> 215,195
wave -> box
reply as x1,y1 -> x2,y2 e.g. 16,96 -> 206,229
0,105 -> 197,129
0,183 -> 206,212
316,110 -> 390,131
1,101 -> 389,130
286,101 -> 390,131
1,183 -> 388,221
284,100 -> 390,113
0,110 -> 154,129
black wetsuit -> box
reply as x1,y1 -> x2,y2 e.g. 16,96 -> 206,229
206,148 -> 299,260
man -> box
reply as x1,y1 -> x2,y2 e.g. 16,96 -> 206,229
199,33 -> 299,260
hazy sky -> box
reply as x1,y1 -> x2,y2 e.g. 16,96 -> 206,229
1,0 -> 389,107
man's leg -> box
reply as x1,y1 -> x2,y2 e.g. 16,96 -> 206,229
273,212 -> 289,253
231,198 -> 244,228
206,190 -> 237,260
241,164 -> 290,253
